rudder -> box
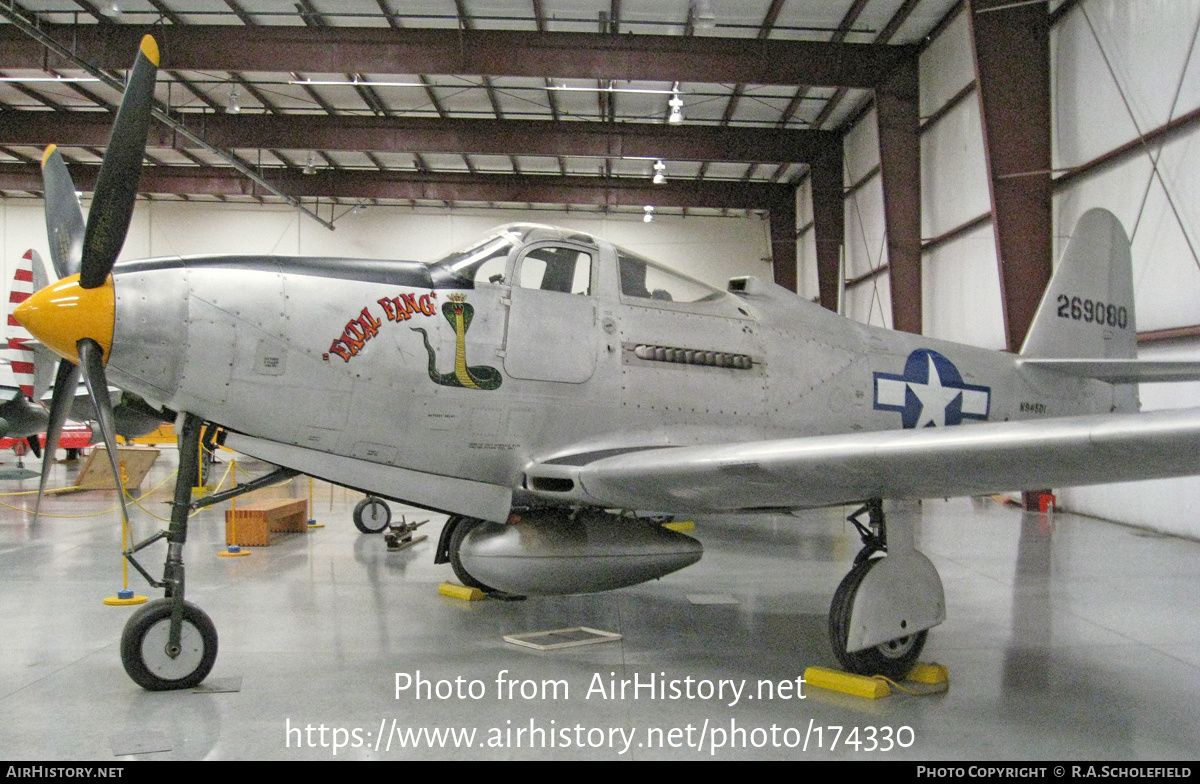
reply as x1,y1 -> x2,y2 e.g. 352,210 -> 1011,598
4,250 -> 40,399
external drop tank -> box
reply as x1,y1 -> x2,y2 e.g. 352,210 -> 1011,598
456,508 -> 703,595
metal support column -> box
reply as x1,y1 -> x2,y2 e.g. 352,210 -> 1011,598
969,0 -> 1052,352
810,145 -> 844,312
768,186 -> 798,292
876,54 -> 922,334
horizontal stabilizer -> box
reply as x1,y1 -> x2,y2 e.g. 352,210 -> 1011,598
1019,358 -> 1200,383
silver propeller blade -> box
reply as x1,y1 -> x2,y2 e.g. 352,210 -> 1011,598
80,36 -> 159,289
78,339 -> 131,527
35,359 -> 81,521
40,146 -> 84,281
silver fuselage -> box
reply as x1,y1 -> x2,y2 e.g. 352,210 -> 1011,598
104,233 -> 1114,518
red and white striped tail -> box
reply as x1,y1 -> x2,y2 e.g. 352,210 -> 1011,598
5,250 -> 39,399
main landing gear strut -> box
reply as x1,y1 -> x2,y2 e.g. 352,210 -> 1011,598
434,514 -> 495,592
827,498 -> 946,680
118,413 -> 298,690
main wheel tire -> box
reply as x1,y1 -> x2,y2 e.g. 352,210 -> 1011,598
828,557 -> 926,680
447,517 -> 495,592
120,599 -> 218,691
353,496 -> 391,534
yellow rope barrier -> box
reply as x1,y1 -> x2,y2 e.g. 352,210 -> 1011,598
1,450 -> 279,522
130,458 -> 235,522
0,469 -> 179,517
5,444 -> 300,598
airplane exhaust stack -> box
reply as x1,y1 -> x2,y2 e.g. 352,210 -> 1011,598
457,509 -> 703,595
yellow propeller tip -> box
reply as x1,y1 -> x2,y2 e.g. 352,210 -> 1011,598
140,35 -> 160,67
41,145 -> 57,167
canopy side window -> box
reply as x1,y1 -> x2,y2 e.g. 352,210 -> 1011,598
472,249 -> 510,286
517,245 -> 593,295
617,250 -> 724,304
430,234 -> 517,287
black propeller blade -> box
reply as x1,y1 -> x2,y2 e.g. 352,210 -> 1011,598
80,35 -> 159,289
35,359 -> 80,520
78,339 -> 131,526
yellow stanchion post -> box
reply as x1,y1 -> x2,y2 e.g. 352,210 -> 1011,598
219,457 -> 250,557
306,476 -> 323,529
104,458 -> 147,605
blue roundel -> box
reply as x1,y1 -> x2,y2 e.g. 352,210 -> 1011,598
873,349 -> 991,429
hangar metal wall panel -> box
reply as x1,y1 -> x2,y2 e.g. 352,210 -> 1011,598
1049,0 -> 1200,539
919,10 -> 975,118
920,221 -> 1006,351
920,97 -> 991,240
844,266 -> 892,331
1052,1 -> 1200,170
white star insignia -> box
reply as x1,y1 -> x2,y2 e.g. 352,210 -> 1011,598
908,355 -> 963,427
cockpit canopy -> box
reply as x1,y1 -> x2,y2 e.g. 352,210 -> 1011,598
428,223 -> 727,306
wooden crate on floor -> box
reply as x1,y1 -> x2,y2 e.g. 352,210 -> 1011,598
70,445 -> 160,491
224,499 -> 308,546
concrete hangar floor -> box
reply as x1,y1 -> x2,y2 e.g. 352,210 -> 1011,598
1,446 -> 1198,761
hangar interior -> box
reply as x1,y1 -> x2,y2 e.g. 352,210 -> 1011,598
1,0 -> 1199,761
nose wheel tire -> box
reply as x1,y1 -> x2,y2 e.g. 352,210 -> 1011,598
353,496 -> 392,534
120,599 -> 218,691
828,557 -> 926,681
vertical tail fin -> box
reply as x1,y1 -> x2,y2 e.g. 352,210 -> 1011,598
1021,209 -> 1135,359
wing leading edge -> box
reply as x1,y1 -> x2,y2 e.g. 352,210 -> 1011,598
525,408 -> 1200,513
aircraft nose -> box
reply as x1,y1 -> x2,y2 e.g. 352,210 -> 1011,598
13,273 -> 115,365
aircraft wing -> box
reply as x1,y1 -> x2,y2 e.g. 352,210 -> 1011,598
526,408 -> 1200,513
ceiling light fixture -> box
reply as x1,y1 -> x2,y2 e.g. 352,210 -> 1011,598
288,78 -> 425,88
692,0 -> 717,29
0,76 -> 102,83
302,151 -> 316,176
643,205 -> 655,223
288,78 -> 690,98
668,84 -> 683,124
548,84 -> 676,95
227,85 -> 241,114
652,160 -> 666,185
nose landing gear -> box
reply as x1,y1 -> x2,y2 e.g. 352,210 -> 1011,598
117,413 -> 215,690
116,414 -> 299,690
120,598 -> 217,691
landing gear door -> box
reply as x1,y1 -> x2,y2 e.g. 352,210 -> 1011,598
503,243 -> 598,383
